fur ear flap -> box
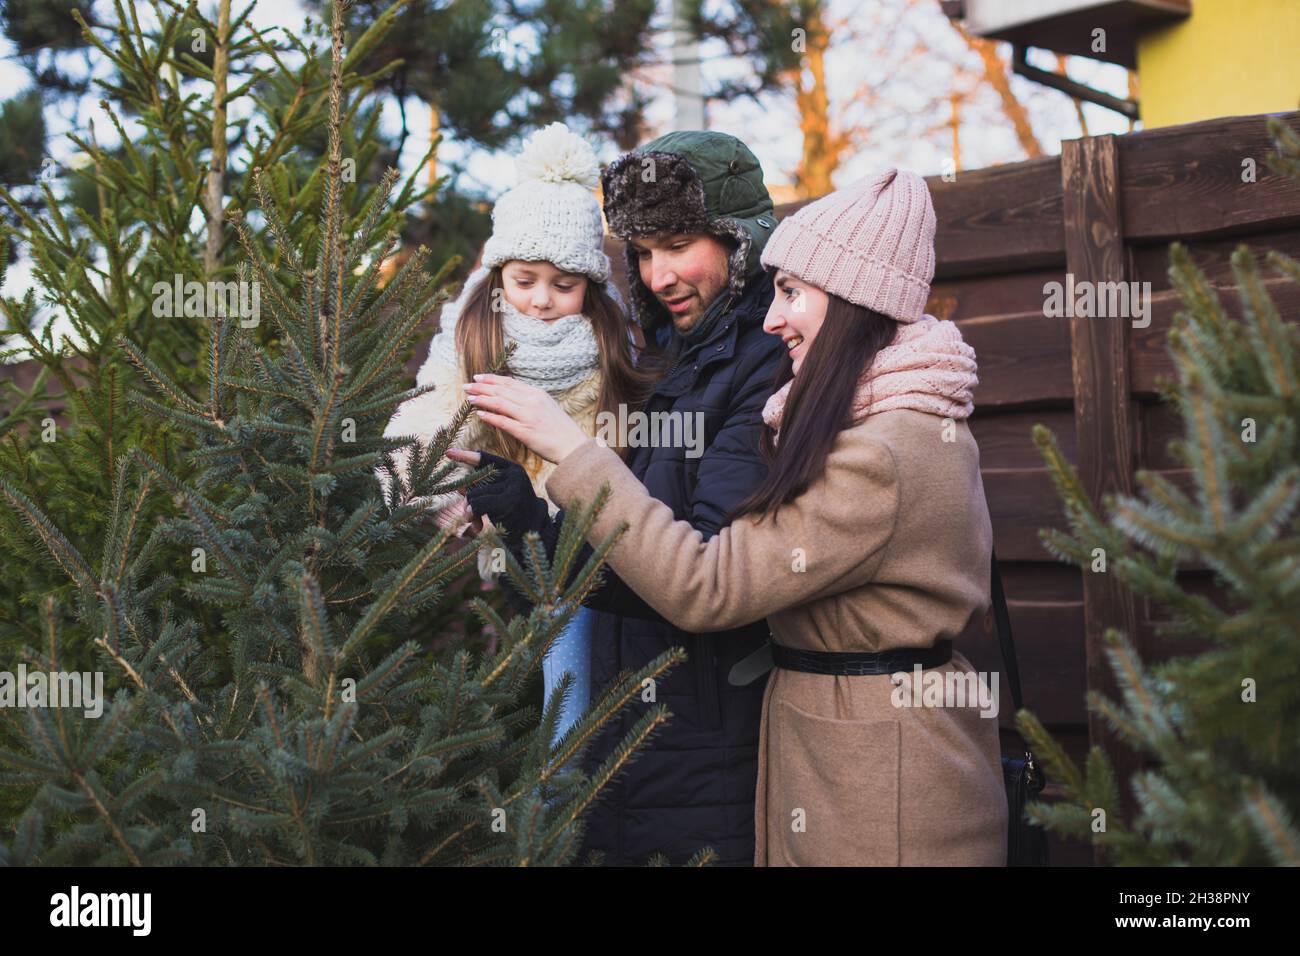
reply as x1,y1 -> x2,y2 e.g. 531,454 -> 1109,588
709,218 -> 753,303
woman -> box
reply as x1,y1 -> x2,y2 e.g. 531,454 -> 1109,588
449,169 -> 1008,866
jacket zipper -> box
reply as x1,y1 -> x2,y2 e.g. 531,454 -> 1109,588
653,292 -> 736,391
654,309 -> 736,731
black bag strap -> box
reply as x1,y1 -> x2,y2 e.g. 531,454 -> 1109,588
990,548 -> 1024,714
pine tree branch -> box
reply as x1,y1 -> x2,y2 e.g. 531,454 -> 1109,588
0,477 -> 98,590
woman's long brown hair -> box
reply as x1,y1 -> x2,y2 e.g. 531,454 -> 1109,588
453,267 -> 662,466
729,291 -> 898,522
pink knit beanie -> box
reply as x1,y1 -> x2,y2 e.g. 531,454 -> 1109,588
760,168 -> 936,324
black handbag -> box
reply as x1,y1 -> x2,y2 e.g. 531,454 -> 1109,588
990,549 -> 1050,866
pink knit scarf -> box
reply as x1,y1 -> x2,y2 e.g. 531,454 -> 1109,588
761,315 -> 978,442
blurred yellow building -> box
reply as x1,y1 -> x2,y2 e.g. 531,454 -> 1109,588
1138,0 -> 1300,127
946,0 -> 1300,128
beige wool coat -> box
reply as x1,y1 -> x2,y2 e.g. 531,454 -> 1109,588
545,407 -> 1008,866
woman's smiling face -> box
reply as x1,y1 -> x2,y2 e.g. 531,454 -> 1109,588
763,269 -> 829,374
500,260 -> 588,321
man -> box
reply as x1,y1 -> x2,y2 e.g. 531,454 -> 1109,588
469,131 -> 784,866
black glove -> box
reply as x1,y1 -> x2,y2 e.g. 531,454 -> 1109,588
464,450 -> 670,625
463,450 -> 551,541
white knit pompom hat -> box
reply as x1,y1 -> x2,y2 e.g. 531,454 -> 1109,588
480,122 -> 611,283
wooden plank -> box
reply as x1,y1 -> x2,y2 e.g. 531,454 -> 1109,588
984,464 -> 1213,570
982,467 -> 1067,562
1129,277 -> 1300,394
1062,133 -> 1143,837
961,598 -> 1088,726
929,157 -> 1066,278
971,408 -> 1077,469
774,160 -> 1064,280
961,312 -> 1075,408
997,560 -> 1084,604
1120,111 -> 1300,241
774,160 -> 1071,277
928,267 -> 1062,323
1130,228 -> 1300,291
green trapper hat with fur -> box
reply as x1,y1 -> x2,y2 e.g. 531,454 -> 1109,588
601,130 -> 778,333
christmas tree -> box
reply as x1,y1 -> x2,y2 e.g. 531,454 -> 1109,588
1021,116 -> 1300,865
0,0 -> 679,866
0,0 -> 426,666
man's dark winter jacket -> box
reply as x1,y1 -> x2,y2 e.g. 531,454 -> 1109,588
580,275 -> 780,866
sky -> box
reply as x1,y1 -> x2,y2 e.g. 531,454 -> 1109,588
1,0 -> 1135,351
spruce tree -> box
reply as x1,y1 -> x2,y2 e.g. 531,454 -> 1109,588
0,0 -> 427,664
0,0 -> 679,866
1020,116 -> 1300,866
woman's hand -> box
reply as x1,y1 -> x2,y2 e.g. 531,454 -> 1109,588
460,374 -> 589,465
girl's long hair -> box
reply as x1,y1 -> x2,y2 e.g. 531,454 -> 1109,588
729,290 -> 898,522
453,266 -> 662,465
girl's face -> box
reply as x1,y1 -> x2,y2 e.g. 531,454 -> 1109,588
500,260 -> 588,321
763,270 -> 828,374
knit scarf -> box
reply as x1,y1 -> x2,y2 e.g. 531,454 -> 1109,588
433,267 -> 600,395
498,299 -> 599,393
761,315 -> 978,444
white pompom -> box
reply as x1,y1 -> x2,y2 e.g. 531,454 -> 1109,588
514,121 -> 600,188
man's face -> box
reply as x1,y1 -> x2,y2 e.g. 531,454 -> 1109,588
629,233 -> 731,333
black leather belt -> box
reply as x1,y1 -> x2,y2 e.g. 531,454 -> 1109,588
769,639 -> 953,676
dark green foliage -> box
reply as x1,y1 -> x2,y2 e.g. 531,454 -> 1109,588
0,90 -> 47,187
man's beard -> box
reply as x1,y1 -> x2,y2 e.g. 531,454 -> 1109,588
671,311 -> 698,332
665,295 -> 705,332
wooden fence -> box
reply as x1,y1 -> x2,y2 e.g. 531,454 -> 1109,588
806,110 -> 1297,864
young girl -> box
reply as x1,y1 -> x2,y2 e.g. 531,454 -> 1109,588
379,122 -> 654,745
455,168 -> 1009,865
